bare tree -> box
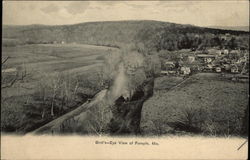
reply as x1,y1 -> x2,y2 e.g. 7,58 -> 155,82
2,56 -> 10,65
73,78 -> 79,96
38,80 -> 48,119
96,67 -> 105,88
1,56 -> 27,89
88,101 -> 111,136
50,75 -> 61,117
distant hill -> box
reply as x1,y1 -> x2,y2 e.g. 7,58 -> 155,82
208,26 -> 249,32
2,20 -> 249,50
2,20 -> 169,43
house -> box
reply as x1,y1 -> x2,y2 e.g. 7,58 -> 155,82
230,50 -> 240,54
243,54 -> 249,60
165,61 -> 175,66
206,58 -> 213,63
230,64 -> 239,73
222,49 -> 229,55
161,61 -> 177,76
160,70 -> 177,76
197,54 -> 217,59
187,56 -> 195,63
221,33 -> 231,40
207,48 -> 225,56
236,56 -> 247,64
207,64 -> 214,69
168,71 -> 177,74
197,54 -> 217,63
215,67 -> 222,73
240,61 -> 249,74
207,64 -> 214,71
223,64 -> 231,71
164,61 -> 175,70
216,50 -> 222,56
180,67 -> 191,75
160,70 -> 169,75
202,63 -> 215,72
195,34 -> 200,38
207,48 -> 217,54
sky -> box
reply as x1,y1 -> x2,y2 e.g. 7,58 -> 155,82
2,1 -> 249,27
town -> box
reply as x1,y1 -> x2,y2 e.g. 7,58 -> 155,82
160,38 -> 249,82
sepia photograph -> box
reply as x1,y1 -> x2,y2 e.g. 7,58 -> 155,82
1,0 -> 249,159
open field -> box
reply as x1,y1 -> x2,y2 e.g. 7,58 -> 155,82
1,44 -> 118,132
2,43 -> 116,73
2,44 -> 117,98
141,73 -> 249,136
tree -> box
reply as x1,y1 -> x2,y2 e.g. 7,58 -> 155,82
1,56 -> 27,89
228,37 -> 237,49
50,74 -> 61,117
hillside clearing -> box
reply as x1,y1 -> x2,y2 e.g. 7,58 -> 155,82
141,73 -> 249,136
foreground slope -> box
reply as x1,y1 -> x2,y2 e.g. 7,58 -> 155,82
141,73 -> 249,136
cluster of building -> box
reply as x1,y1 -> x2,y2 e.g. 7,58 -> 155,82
161,48 -> 249,77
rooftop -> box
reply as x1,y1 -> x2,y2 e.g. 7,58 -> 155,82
197,54 -> 217,58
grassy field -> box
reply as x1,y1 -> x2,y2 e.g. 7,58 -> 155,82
2,44 -> 116,73
2,44 -> 117,98
141,73 -> 249,136
1,44 -> 117,132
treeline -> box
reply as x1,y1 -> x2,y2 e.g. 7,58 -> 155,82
3,20 -> 249,51
136,26 -> 249,52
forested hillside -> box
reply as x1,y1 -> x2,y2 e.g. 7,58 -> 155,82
3,20 -> 249,51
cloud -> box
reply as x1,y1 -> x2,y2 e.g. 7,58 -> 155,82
98,1 -> 123,6
64,2 -> 90,15
41,4 -> 60,13
126,3 -> 149,9
2,1 -> 249,27
88,6 -> 102,10
156,1 -> 195,7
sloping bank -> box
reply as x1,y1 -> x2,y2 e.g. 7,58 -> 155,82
31,78 -> 154,135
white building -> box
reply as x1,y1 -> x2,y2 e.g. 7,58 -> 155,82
180,67 -> 191,75
187,56 -> 195,63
